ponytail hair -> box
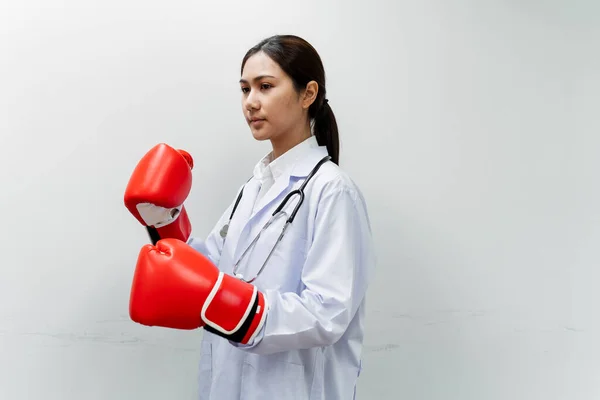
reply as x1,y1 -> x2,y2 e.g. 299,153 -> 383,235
241,35 -> 341,165
311,98 -> 339,165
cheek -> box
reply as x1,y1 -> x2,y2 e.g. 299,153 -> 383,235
263,93 -> 286,123
271,91 -> 297,119
271,90 -> 293,109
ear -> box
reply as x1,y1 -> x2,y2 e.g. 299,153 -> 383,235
301,80 -> 319,110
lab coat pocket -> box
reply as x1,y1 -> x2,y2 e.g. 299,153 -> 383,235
240,357 -> 308,400
197,341 -> 212,399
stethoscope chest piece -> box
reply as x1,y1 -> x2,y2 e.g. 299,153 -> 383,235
220,224 -> 229,238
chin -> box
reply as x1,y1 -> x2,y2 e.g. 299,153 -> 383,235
250,129 -> 272,142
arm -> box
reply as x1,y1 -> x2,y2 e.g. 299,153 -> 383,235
233,186 -> 376,355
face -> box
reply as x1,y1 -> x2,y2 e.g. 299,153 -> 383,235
240,52 -> 309,143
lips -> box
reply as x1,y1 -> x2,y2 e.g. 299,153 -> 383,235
248,117 -> 266,127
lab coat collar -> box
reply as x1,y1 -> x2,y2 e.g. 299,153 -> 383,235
250,135 -> 323,213
289,144 -> 329,178
252,135 -> 319,182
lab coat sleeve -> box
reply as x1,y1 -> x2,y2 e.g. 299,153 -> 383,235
186,184 -> 244,266
233,186 -> 376,355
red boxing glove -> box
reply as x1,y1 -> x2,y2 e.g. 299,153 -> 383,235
124,143 -> 194,244
129,238 -> 267,345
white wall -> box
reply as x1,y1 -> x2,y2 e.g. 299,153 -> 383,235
1,1 -> 598,399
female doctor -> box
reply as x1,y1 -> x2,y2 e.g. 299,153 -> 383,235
124,34 -> 376,400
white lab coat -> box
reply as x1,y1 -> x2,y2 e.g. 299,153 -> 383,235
187,138 -> 376,399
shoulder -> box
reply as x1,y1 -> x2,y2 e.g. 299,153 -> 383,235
310,160 -> 368,208
307,160 -> 374,238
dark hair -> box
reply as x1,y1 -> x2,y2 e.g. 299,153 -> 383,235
241,35 -> 340,165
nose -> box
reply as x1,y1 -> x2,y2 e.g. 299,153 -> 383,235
244,89 -> 260,112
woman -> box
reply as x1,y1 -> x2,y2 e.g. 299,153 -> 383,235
124,34 -> 376,399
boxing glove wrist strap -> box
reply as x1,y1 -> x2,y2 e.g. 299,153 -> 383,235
201,272 -> 267,345
203,294 -> 261,343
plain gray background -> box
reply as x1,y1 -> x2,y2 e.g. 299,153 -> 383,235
1,0 -> 599,399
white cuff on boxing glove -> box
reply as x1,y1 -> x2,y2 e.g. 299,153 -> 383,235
136,203 -> 183,228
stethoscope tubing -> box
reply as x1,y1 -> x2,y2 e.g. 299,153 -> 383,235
223,155 -> 331,282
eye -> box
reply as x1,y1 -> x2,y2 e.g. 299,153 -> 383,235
261,83 -> 272,90
240,87 -> 250,94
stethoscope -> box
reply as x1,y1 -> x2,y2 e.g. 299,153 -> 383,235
219,155 -> 331,283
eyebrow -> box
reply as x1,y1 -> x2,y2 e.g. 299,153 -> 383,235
239,75 -> 276,84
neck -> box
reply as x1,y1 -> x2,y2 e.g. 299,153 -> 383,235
270,120 -> 312,160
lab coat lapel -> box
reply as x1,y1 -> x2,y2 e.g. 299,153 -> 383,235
232,173 -> 292,265
224,179 -> 260,262
231,144 -> 330,270
251,174 -> 291,218
250,143 -> 329,216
